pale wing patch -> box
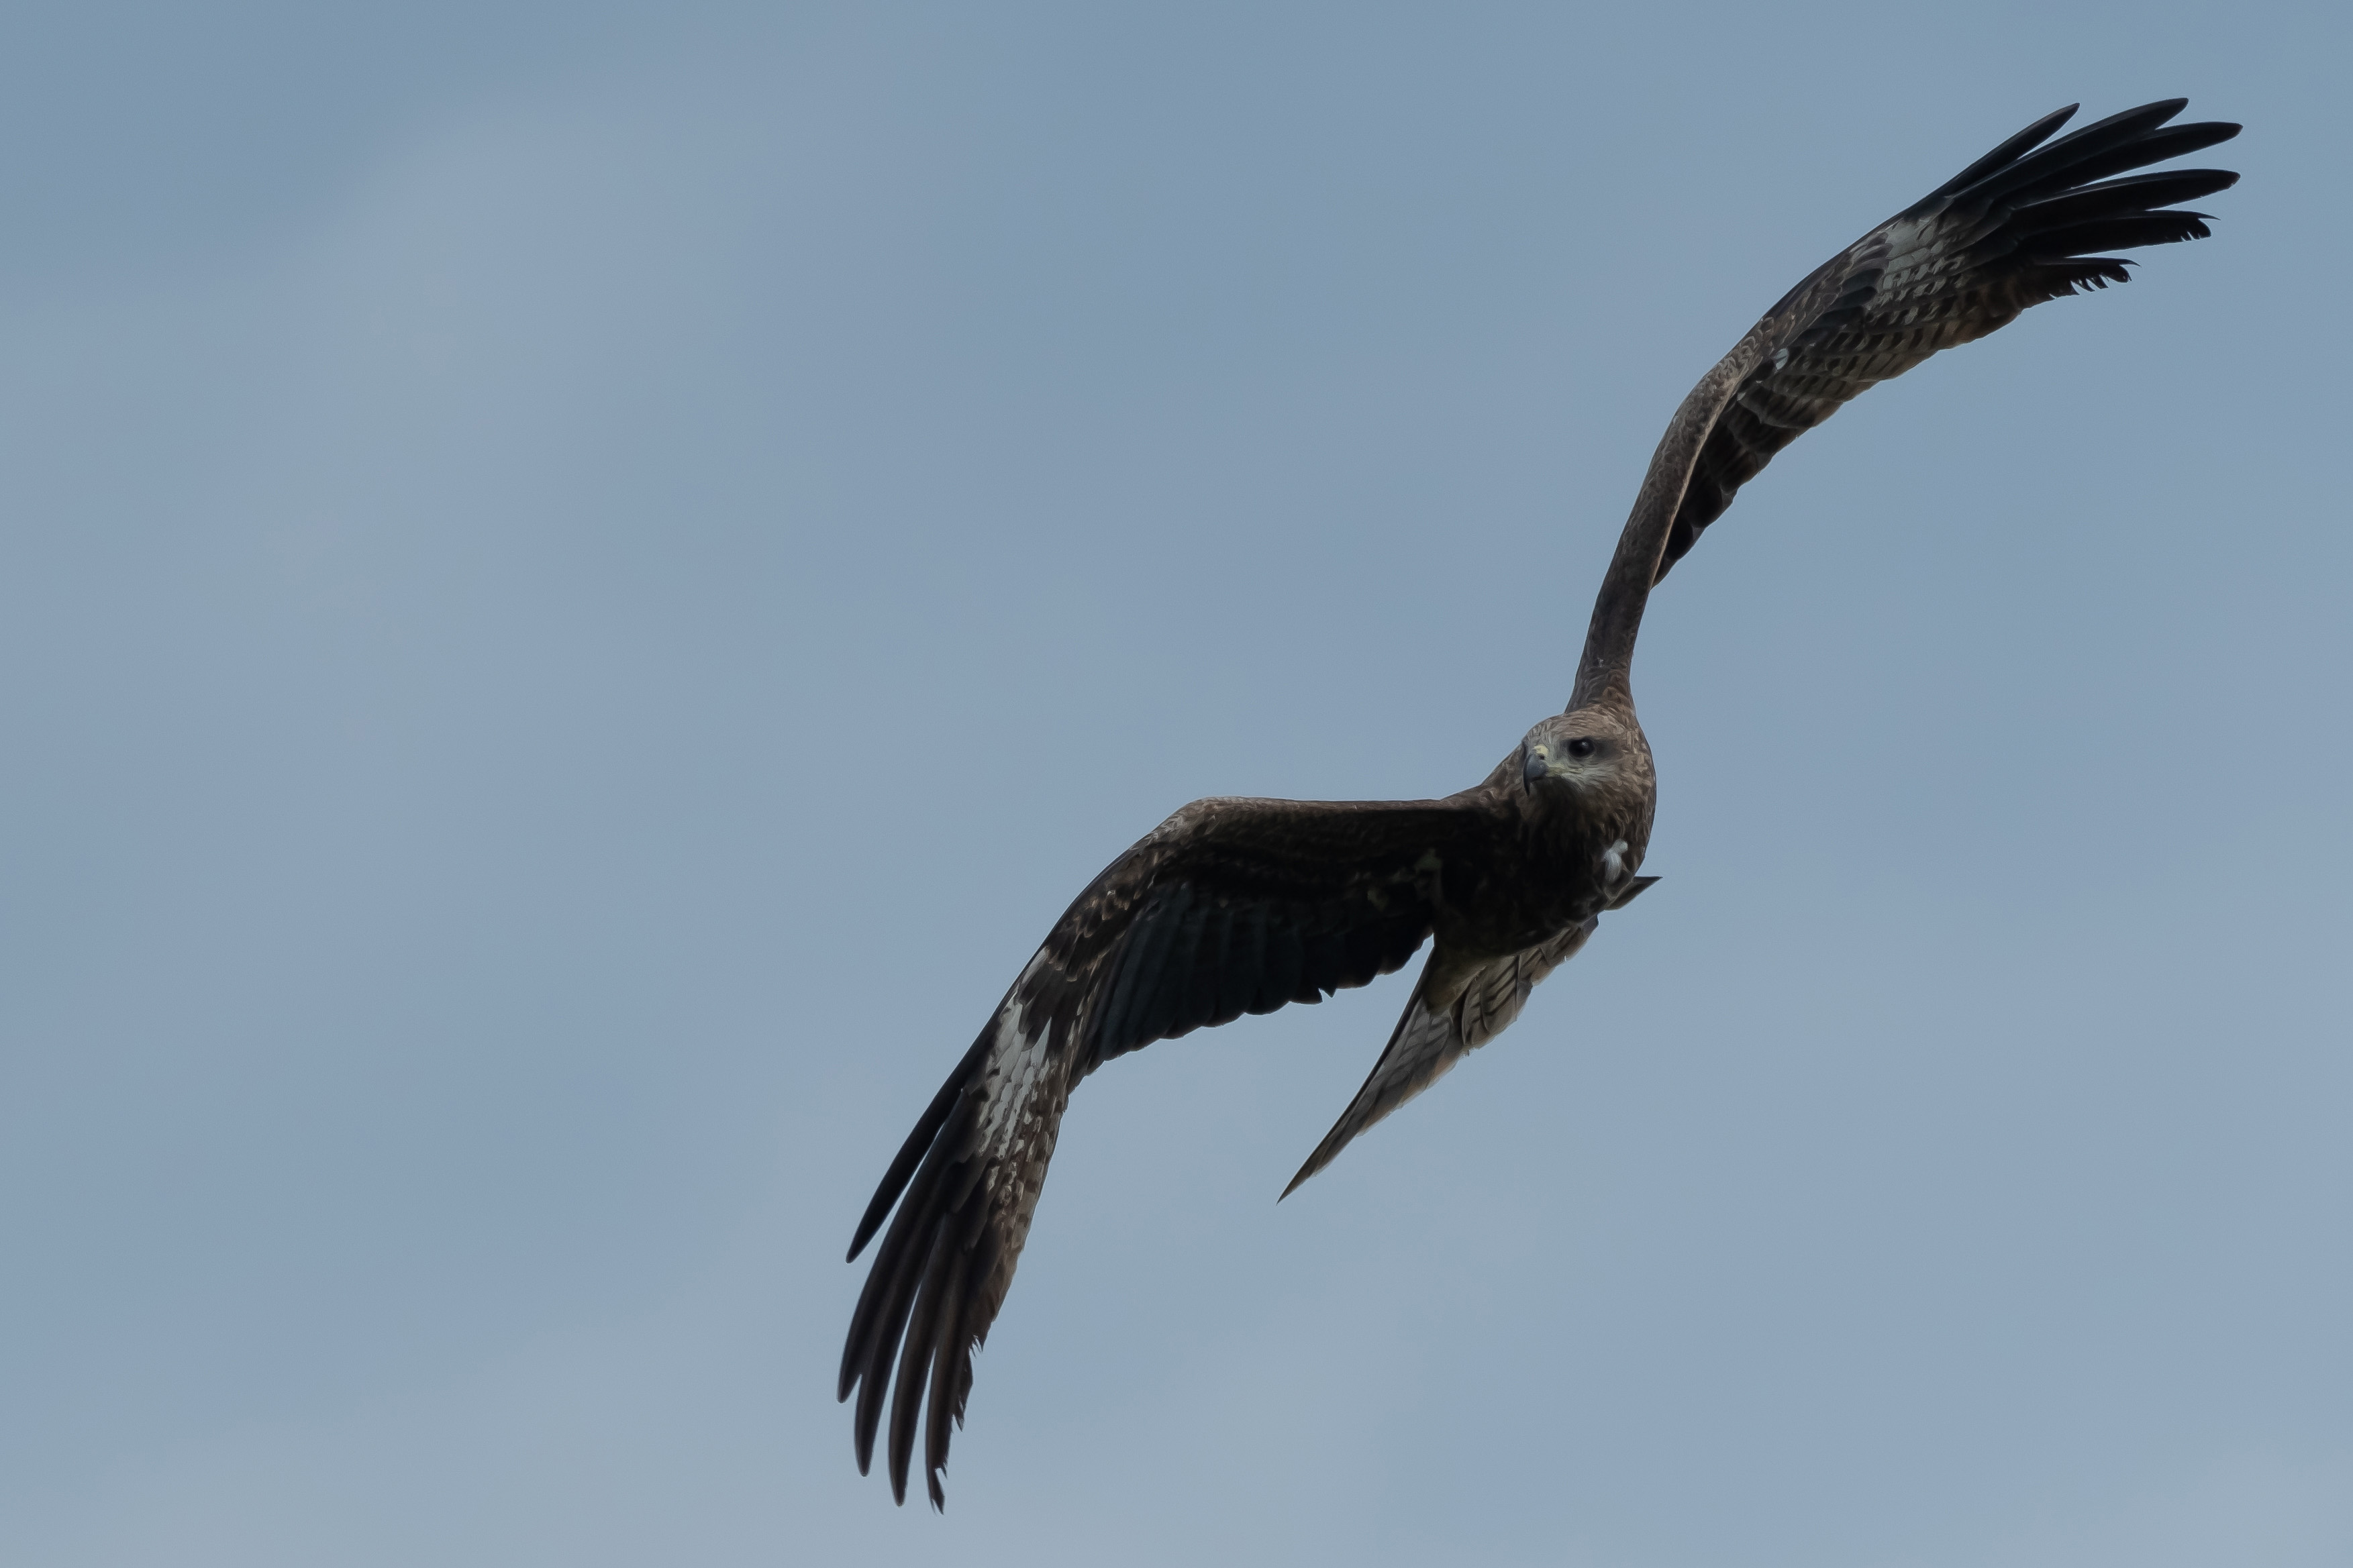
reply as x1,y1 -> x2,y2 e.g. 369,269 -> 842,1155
969,952 -> 1070,1273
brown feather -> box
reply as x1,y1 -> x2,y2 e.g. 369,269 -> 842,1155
1570,101 -> 2238,708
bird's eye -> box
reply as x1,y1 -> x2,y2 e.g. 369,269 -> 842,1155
1566,737 -> 1597,760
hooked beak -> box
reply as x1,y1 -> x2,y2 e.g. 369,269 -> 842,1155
1522,748 -> 1548,789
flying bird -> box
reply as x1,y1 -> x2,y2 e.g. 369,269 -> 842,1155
839,99 -> 2239,1508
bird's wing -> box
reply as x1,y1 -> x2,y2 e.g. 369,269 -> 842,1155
1571,99 -> 2240,708
839,794 -> 1497,1508
1283,921 -> 1593,1198
1280,874 -> 1659,1196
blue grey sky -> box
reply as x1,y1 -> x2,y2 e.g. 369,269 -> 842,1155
1,3 -> 2346,1564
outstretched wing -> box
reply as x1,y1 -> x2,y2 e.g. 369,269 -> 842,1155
1281,875 -> 1659,1196
839,794 -> 1497,1507
1573,99 -> 2240,707
1664,99 -> 2240,578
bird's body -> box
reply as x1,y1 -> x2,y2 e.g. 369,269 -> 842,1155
839,99 -> 2241,1508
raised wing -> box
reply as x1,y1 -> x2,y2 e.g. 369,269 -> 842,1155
1572,99 -> 2240,709
838,794 -> 1498,1507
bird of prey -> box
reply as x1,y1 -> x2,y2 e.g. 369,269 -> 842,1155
839,99 -> 2239,1508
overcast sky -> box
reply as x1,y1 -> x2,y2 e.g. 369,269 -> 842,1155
1,3 -> 2347,1565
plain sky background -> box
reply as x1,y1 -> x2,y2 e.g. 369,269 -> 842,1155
1,3 -> 2346,1565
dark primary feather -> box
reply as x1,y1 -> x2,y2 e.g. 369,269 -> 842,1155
1656,100 -> 2239,582
839,796 -> 1495,1506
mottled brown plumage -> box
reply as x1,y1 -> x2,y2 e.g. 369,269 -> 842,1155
840,99 -> 2239,1508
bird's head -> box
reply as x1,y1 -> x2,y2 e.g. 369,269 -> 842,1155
1519,711 -> 1644,802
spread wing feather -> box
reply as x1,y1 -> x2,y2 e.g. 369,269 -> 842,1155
839,794 -> 1495,1507
1659,99 -> 2240,580
1572,100 -> 2238,708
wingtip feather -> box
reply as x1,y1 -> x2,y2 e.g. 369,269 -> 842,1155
1277,1155 -> 1321,1202
1925,103 -> 2078,203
